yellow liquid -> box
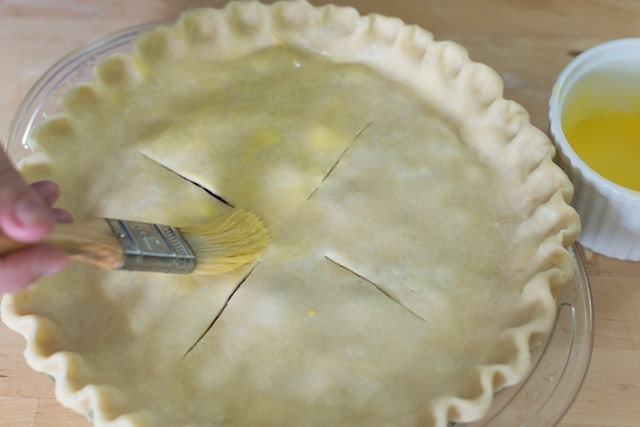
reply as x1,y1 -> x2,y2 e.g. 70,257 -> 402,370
564,111 -> 640,191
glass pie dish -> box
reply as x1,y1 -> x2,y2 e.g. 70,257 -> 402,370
3,21 -> 594,427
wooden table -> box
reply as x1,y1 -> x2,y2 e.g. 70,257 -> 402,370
1,1 -> 639,426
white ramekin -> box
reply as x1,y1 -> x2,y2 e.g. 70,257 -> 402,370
549,38 -> 640,261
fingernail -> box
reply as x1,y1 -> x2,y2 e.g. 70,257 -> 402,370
13,197 -> 51,228
41,257 -> 68,276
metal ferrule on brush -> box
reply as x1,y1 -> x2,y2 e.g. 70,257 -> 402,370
105,219 -> 196,274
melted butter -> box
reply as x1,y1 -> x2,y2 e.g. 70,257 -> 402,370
564,111 -> 640,191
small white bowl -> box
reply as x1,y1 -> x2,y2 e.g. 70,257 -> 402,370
549,38 -> 640,261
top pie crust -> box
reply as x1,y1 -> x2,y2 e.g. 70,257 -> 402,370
1,2 -> 580,426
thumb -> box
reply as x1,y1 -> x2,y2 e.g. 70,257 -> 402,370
0,148 -> 55,242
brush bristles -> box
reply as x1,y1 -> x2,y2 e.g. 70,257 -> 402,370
178,209 -> 270,275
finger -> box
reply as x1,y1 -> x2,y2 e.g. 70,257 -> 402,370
0,245 -> 68,293
29,180 -> 62,207
0,150 -> 55,242
30,181 -> 73,224
52,207 -> 74,223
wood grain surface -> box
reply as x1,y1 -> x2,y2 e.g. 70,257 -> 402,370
1,1 -> 640,426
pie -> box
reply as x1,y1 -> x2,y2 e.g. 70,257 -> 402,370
1,1 -> 580,426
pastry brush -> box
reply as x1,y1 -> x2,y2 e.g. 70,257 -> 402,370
0,209 -> 269,275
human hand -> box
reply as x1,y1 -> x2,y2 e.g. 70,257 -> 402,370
0,148 -> 72,293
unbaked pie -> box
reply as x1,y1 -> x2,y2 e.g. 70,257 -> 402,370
1,1 -> 580,426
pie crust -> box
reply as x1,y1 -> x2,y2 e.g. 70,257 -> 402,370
1,2 -> 580,426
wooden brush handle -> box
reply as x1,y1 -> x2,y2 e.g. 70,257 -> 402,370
0,219 -> 124,270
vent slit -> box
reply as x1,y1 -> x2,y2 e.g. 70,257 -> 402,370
307,121 -> 373,200
325,255 -> 425,322
181,265 -> 258,359
139,152 -> 234,207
